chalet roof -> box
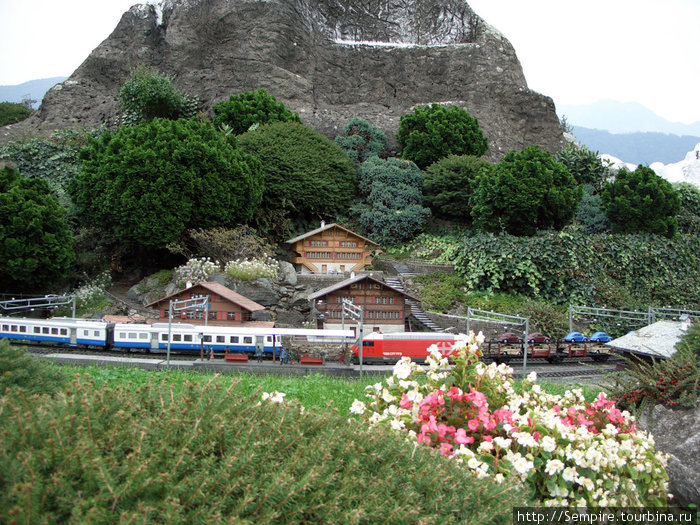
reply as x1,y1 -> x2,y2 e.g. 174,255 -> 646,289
308,274 -> 419,302
285,222 -> 379,246
146,281 -> 265,312
607,320 -> 691,359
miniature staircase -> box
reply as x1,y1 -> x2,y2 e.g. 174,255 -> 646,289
385,263 -> 442,332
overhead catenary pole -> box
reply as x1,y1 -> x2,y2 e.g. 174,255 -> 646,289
166,296 -> 209,367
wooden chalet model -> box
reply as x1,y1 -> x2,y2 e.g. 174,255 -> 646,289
286,222 -> 379,274
309,275 -> 418,334
147,282 -> 267,326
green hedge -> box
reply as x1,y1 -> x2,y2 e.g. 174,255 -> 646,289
0,376 -> 526,524
446,231 -> 699,309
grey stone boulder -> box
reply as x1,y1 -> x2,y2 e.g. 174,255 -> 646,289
638,404 -> 700,507
278,261 -> 298,286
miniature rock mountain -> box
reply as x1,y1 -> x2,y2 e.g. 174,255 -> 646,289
25,0 -> 564,159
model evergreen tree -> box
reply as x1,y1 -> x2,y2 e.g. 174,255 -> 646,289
397,104 -> 488,169
70,118 -> 262,251
0,167 -> 74,292
470,146 -> 582,236
601,165 -> 680,238
212,88 -> 300,135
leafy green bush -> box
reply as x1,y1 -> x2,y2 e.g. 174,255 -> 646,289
334,118 -> 388,163
212,88 -> 301,135
554,143 -> 611,190
119,64 -> 199,124
351,157 -> 430,245
0,341 -> 67,395
575,186 -> 610,234
0,167 -> 75,293
470,146 -> 583,236
71,118 -> 263,251
673,182 -> 700,235
397,104 -> 488,169
0,102 -> 32,126
238,121 -> 357,232
423,155 -> 492,223
0,376 -> 524,524
601,166 -> 680,238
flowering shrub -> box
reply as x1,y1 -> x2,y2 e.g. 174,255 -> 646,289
173,257 -> 219,288
224,256 -> 278,281
350,332 -> 670,507
73,270 -> 112,313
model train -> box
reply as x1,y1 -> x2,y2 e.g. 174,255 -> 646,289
0,316 -> 285,354
350,331 -> 614,364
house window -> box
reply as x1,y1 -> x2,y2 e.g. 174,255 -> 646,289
310,240 -> 328,247
227,312 -> 237,320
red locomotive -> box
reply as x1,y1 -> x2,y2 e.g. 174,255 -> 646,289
350,331 -> 468,364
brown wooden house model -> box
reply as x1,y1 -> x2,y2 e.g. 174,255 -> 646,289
286,222 -> 379,274
308,275 -> 418,334
147,282 -> 267,326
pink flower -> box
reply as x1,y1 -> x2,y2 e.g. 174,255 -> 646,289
454,428 -> 474,445
467,419 -> 480,432
399,393 -> 412,409
439,442 -> 453,456
482,434 -> 493,442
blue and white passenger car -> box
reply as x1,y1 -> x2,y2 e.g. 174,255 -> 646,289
0,316 -> 111,347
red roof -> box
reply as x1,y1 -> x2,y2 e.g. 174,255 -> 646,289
146,281 -> 265,312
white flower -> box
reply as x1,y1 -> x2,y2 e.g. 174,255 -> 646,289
526,371 -> 538,383
562,467 -> 577,483
349,399 -> 366,415
393,357 -> 413,380
513,456 -> 535,476
262,391 -> 285,403
478,440 -> 494,453
544,459 -> 565,476
540,435 -> 557,453
493,437 -> 512,449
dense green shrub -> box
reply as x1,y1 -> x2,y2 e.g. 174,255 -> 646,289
397,104 -> 488,169
0,341 -> 67,395
71,118 -> 263,251
423,155 -> 492,223
0,376 -> 525,524
554,143 -> 611,190
470,146 -> 583,236
351,157 -> 430,244
119,64 -> 199,124
238,121 -> 357,232
334,118 -> 388,163
601,166 -> 680,238
0,102 -> 32,126
212,88 -> 300,135
673,182 -> 700,235
0,167 -> 74,292
575,185 -> 610,234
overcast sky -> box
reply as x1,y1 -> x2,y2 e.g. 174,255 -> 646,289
1,0 -> 698,123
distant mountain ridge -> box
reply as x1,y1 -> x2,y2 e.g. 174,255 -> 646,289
570,126 -> 700,165
0,77 -> 67,108
558,99 -> 700,136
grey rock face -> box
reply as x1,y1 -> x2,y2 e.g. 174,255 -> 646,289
638,404 -> 700,507
14,0 -> 564,160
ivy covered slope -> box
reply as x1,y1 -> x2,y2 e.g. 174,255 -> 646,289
399,230 -> 700,311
